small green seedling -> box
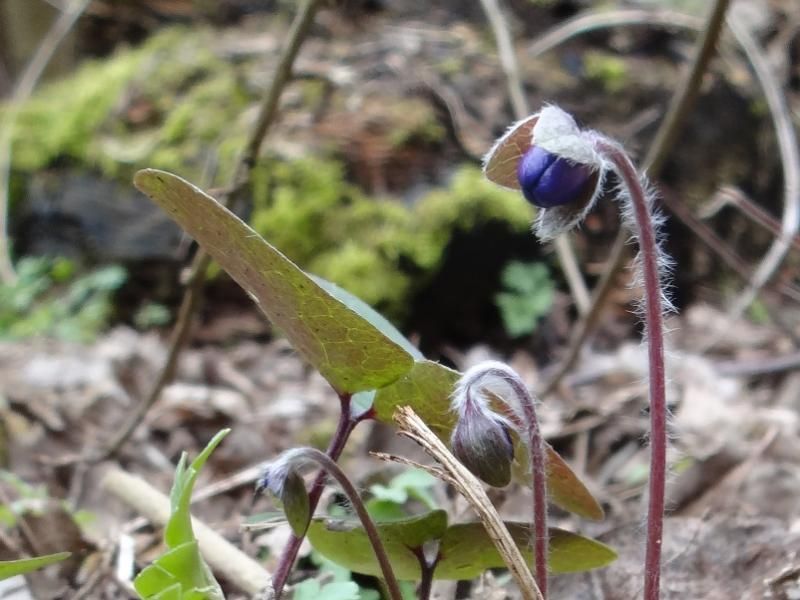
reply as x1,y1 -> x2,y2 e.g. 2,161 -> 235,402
133,429 -> 230,600
0,552 -> 71,581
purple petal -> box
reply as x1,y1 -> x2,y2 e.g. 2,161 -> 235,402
518,146 -> 595,208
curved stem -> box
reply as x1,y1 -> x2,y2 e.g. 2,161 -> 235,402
594,140 -> 667,600
286,447 -> 404,600
466,365 -> 549,598
271,394 -> 356,597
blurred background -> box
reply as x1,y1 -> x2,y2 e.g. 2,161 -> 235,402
0,1 -> 799,598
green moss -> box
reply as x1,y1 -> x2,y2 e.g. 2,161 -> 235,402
310,242 -> 412,310
4,26 -> 252,183
412,166 -> 533,269
248,159 -> 532,320
583,51 -> 629,94
385,98 -> 446,148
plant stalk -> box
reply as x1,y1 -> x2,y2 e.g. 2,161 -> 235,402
287,447 -> 404,600
412,547 -> 438,600
271,394 -> 356,597
594,139 -> 667,600
466,365 -> 549,597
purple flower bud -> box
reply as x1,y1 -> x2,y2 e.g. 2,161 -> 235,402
517,145 -> 595,209
451,404 -> 514,488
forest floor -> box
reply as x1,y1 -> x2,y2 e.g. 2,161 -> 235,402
2,0 -> 800,599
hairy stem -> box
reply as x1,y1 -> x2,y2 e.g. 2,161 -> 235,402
271,394 -> 355,597
285,447 -> 403,600
537,0 -> 730,397
468,365 -> 549,597
594,140 -> 667,600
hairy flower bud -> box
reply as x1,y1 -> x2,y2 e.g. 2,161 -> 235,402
483,105 -> 604,240
451,403 -> 514,487
256,451 -> 311,537
517,145 -> 595,209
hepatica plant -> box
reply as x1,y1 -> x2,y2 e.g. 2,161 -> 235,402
483,105 -> 672,600
133,132 -> 617,599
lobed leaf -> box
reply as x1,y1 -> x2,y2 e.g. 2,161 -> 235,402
134,170 -> 414,395
308,513 -> 615,581
436,522 -> 617,579
307,510 -> 449,581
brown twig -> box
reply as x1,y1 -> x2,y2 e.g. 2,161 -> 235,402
536,0 -> 730,397
526,9 -> 704,59
479,0 -> 590,315
0,0 -> 92,284
90,0 -> 324,462
710,15 -> 800,335
660,189 -> 800,347
391,406 -> 544,600
699,186 -> 800,253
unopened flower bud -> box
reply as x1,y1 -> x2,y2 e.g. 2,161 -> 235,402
517,145 -> 595,208
451,404 -> 514,488
483,105 -> 605,240
256,453 -> 311,537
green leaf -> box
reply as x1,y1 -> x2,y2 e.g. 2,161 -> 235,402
436,523 -> 617,579
307,510 -> 449,580
166,429 -> 230,547
135,542 -> 220,599
541,444 -> 604,521
310,517 -> 615,581
134,170 -> 414,394
368,469 -> 438,510
134,430 -> 229,600
292,580 -> 360,600
0,552 -> 71,581
495,261 -> 554,337
372,361 -> 604,520
372,360 -> 460,440
310,275 -> 423,361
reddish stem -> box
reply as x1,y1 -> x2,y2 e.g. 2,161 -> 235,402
595,139 -> 667,600
271,394 -> 356,597
288,448 -> 403,600
469,366 -> 549,597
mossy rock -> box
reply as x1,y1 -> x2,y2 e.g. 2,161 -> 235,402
4,21 -> 534,325
4,26 -> 253,184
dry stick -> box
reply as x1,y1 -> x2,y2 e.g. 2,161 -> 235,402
661,189 -> 800,320
0,0 -> 92,284
709,15 -> 800,339
700,186 -> 800,253
536,0 -> 730,398
526,9 -> 704,59
479,0 -> 590,315
92,0 -> 323,462
391,406 -> 544,600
